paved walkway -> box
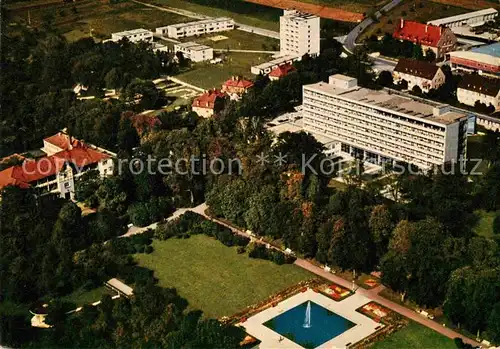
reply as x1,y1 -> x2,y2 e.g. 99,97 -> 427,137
194,203 -> 481,347
124,202 -> 480,347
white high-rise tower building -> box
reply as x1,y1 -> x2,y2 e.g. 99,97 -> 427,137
280,9 -> 320,58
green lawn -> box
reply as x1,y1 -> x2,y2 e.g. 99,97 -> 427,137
185,30 -> 279,51
60,286 -> 115,307
176,52 -> 272,89
473,209 -> 497,238
0,300 -> 29,317
134,235 -> 315,318
9,1 -> 191,42
372,322 -> 456,349
147,0 -> 280,31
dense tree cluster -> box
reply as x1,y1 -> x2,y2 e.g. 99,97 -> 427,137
0,187 -> 127,303
365,33 -> 436,62
1,27 -> 179,156
31,284 -> 245,348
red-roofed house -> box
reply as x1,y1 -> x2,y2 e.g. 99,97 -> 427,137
0,131 -> 115,199
393,19 -> 457,60
268,63 -> 296,81
192,89 -> 227,118
222,76 -> 254,100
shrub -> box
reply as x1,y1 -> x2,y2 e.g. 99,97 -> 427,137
145,245 -> 153,254
493,213 -> 500,235
234,235 -> 250,247
215,227 -> 235,246
237,246 -> 246,254
134,244 -> 145,253
271,251 -> 285,265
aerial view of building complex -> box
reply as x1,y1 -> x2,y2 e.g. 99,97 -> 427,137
1,0 -> 499,348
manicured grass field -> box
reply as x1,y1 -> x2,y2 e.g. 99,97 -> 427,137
186,30 -> 279,52
473,209 -> 496,238
359,0 -> 469,41
371,322 -> 456,349
134,235 -> 315,318
175,52 -> 272,89
147,0 -> 280,31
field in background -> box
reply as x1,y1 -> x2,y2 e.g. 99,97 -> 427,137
7,0 -> 190,41
176,52 -> 272,90
359,0 -> 470,41
134,235 -> 315,318
267,0 -> 389,15
145,0 -> 281,31
431,0 -> 500,10
371,322 -> 456,349
245,0 -> 364,22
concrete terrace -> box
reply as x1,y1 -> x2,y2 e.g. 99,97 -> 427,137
241,289 -> 382,349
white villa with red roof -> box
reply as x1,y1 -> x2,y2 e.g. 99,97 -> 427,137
221,76 -> 254,100
0,130 -> 115,200
192,89 -> 227,118
393,19 -> 457,60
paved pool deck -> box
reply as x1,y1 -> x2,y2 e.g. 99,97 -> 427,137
240,289 -> 383,349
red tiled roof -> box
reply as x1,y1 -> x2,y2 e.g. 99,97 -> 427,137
0,145 -> 109,190
53,146 -> 109,168
222,77 -> 254,89
393,19 -> 443,48
269,63 -> 296,78
192,89 -> 226,109
44,132 -> 84,150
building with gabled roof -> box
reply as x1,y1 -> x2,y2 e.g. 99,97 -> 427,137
222,76 -> 254,100
269,63 -> 296,81
393,58 -> 445,93
457,74 -> 500,110
192,89 -> 227,118
0,131 -> 115,200
393,19 -> 457,60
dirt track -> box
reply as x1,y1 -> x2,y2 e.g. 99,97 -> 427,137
245,0 -> 365,22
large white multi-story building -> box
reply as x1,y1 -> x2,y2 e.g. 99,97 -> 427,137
111,29 -> 153,43
302,75 -> 470,169
280,10 -> 320,57
156,17 -> 234,39
173,42 -> 213,62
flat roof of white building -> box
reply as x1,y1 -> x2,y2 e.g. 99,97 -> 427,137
282,9 -> 318,21
112,28 -> 152,37
160,17 -> 233,30
427,8 -> 498,26
449,50 -> 500,67
252,55 -> 298,71
305,80 -> 467,126
174,41 -> 212,51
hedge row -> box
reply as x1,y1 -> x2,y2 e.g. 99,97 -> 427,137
248,243 -> 296,265
155,211 -> 250,247
109,229 -> 154,255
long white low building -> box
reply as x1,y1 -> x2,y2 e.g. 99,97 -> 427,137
111,29 -> 153,43
156,17 -> 234,39
303,75 -> 470,169
427,8 -> 498,28
173,42 -> 213,62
